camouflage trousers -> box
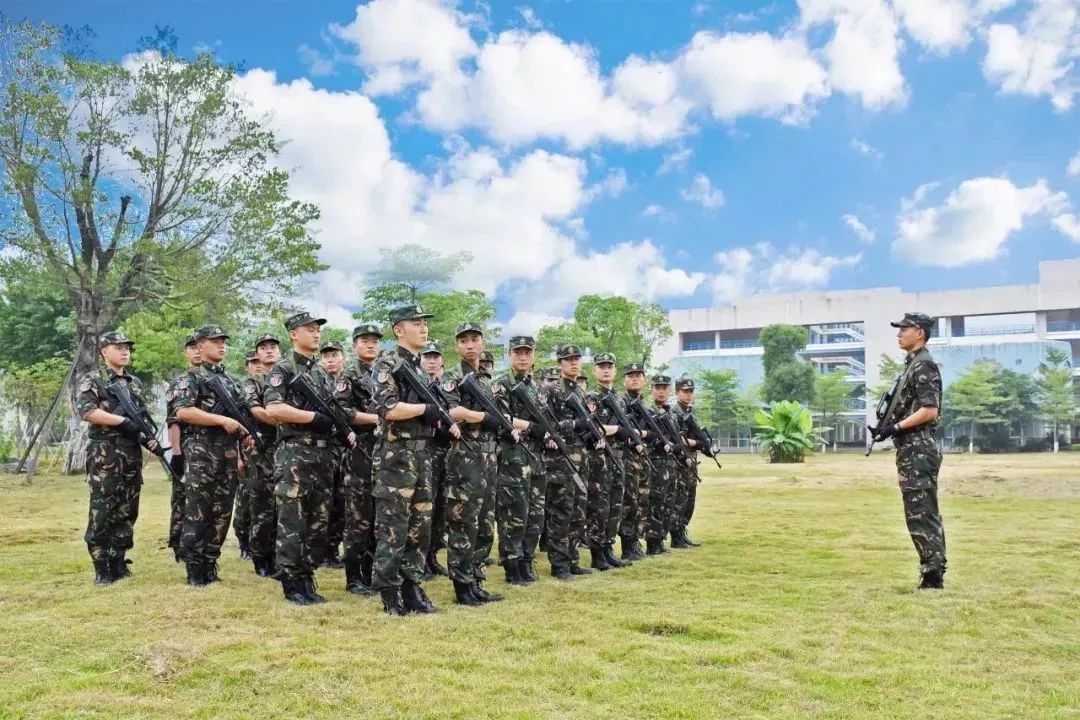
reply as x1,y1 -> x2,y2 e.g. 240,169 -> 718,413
496,444 -> 532,565
569,456 -> 589,564
328,443 -> 349,551
180,435 -> 239,565
84,437 -> 143,562
676,462 -> 699,532
429,446 -> 448,552
341,438 -> 376,566
168,472 -> 185,553
273,438 -> 333,580
544,448 -> 585,574
667,462 -> 691,536
445,442 -> 497,583
371,441 -> 433,591
232,479 -> 250,549
620,454 -> 646,542
645,453 -> 672,540
585,451 -> 624,548
244,446 -> 277,564
523,455 -> 547,560
897,442 -> 946,574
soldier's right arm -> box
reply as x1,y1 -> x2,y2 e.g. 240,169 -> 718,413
374,358 -> 429,422
335,369 -> 378,427
76,374 -> 126,428
174,374 -> 243,434
240,377 -> 276,425
263,363 -> 319,425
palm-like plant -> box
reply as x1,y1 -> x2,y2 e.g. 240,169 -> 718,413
754,401 -> 826,463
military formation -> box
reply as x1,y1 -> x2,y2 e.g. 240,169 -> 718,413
77,307 -> 946,608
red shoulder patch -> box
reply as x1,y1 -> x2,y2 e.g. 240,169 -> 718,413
269,374 -> 283,387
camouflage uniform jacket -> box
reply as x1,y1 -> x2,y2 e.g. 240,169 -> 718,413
75,367 -> 151,441
541,376 -> 586,448
890,347 -> 942,450
264,351 -> 337,442
171,363 -> 246,441
369,345 -> 434,442
238,373 -> 276,442
595,385 -> 634,457
442,361 -> 497,444
491,370 -> 547,453
334,358 -> 378,445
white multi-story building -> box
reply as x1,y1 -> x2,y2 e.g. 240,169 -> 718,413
659,259 -> 1080,448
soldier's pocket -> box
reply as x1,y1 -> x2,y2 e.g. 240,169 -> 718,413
275,475 -> 300,501
371,447 -> 415,500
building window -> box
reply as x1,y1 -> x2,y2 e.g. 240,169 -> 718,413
683,339 -> 715,352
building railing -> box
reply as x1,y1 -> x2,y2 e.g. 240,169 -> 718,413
682,340 -> 715,352
718,339 -> 761,349
956,324 -> 1035,337
1048,321 -> 1080,332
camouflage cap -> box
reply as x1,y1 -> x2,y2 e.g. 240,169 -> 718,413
576,374 -> 588,383
584,390 -> 600,403
651,373 -> 672,386
455,321 -> 484,338
890,312 -> 935,330
183,333 -> 198,348
556,344 -> 582,360
675,373 -> 695,390
284,310 -> 326,331
389,304 -> 434,326
479,350 -> 494,363
420,340 -> 443,356
194,324 -> 230,341
508,335 -> 536,350
320,341 -> 345,354
539,367 -> 558,380
245,353 -> 260,364
352,323 -> 383,340
622,361 -> 645,376
594,351 -> 616,365
254,333 -> 280,347
99,330 -> 134,348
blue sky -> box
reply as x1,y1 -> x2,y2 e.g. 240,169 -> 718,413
12,0 -> 1080,332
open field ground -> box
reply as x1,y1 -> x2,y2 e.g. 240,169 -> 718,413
1,452 -> 1079,719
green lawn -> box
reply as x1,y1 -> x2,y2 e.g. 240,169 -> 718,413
2,451 -> 1079,719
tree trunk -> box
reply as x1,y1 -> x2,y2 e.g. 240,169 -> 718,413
1053,421 -> 1059,453
968,436 -> 974,454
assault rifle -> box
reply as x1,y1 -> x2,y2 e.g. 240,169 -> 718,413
657,410 -> 694,466
509,381 -> 584,486
627,396 -> 672,455
288,372 -> 361,452
103,379 -> 174,480
682,409 -> 722,471
565,391 -> 624,474
599,390 -> 654,472
458,372 -> 539,466
866,373 -> 903,456
392,362 -> 480,454
205,373 -> 267,453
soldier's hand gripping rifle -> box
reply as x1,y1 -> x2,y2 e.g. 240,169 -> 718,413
866,373 -> 903,456
657,410 -> 694,467
392,362 -> 480,454
599,391 -> 655,473
459,373 -> 539,466
565,391 -> 624,474
683,409 -> 722,471
509,381 -> 582,478
627,396 -> 672,455
205,373 -> 268,454
104,379 -> 175,480
288,372 -> 361,452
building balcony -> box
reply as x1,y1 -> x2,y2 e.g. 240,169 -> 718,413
956,324 -> 1035,337
1048,321 -> 1080,332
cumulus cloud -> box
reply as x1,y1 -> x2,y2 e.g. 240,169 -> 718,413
657,147 -> 693,175
1067,150 -> 1080,176
680,173 -> 725,209
711,244 -> 861,302
893,0 -> 975,53
892,176 -> 1069,266
297,43 -> 336,76
842,213 -> 876,243
1053,212 -> 1080,241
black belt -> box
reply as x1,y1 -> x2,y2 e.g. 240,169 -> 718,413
281,435 -> 331,448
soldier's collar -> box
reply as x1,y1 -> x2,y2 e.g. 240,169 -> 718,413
205,363 -> 225,374
293,350 -> 316,368
514,371 -> 531,382
396,344 -> 420,363
105,367 -> 128,380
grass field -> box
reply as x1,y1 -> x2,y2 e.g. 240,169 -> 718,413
2,451 -> 1079,719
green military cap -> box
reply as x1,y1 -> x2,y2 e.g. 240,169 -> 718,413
675,373 -> 695,390
455,321 -> 484,338
320,340 -> 345,354
388,304 -> 434,326
890,312 -> 935,330
420,340 -> 443,356
254,333 -> 280,347
245,353 -> 260,364
479,350 -> 494,363
622,361 -> 645,376
99,330 -> 134,348
352,323 -> 383,339
651,373 -> 672,386
584,390 -> 600,403
556,344 -> 582,360
284,310 -> 327,331
183,333 -> 198,348
594,351 -> 616,365
194,324 -> 230,341
508,335 -> 535,350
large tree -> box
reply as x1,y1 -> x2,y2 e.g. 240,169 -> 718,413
0,20 -> 323,387
759,324 -> 815,404
945,360 -> 1006,453
1037,347 -> 1076,453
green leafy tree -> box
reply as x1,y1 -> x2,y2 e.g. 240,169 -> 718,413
945,360 -> 1006,453
759,324 -> 815,403
753,400 -> 824,463
872,353 -> 905,399
365,244 -> 472,303
0,271 -> 75,370
693,369 -> 740,436
1037,347 -> 1076,453
0,357 -> 70,438
992,369 -> 1039,446
812,368 -> 851,451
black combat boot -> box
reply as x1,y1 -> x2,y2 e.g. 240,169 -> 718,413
670,530 -> 691,549
186,562 -> 207,587
646,538 -> 664,556
238,538 -> 250,561
590,546 -> 612,571
204,560 -> 220,583
454,580 -> 483,606
111,554 -> 133,580
552,565 -> 573,580
380,587 -> 408,616
471,581 -> 504,603
620,536 -> 638,561
303,576 -> 327,604
93,558 -> 114,586
359,555 -> 374,588
321,545 -> 344,569
345,557 -> 374,595
518,556 -> 538,584
252,556 -> 275,578
918,569 -> 945,590
605,545 -> 629,568
680,529 -> 701,547
426,549 -> 448,577
282,577 -> 313,605
402,580 -> 437,613
504,561 -> 528,586
570,563 -> 593,575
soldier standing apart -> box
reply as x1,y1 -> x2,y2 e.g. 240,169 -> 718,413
491,336 -> 549,586
619,362 -> 651,561
369,304 -> 461,615
646,374 -> 677,555
420,341 -> 451,578
442,322 -> 508,606
76,331 -> 156,585
238,334 -> 282,577
264,311 -> 356,605
671,375 -> 703,548
336,324 -> 382,596
874,312 -> 947,590
319,340 -> 348,569
164,333 -> 201,563
174,325 -> 249,586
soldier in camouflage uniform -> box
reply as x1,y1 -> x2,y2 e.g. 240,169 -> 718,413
264,311 -> 356,605
645,374 -> 678,555
319,340 -> 349,569
671,375 -> 703,548
76,331 -> 156,585
491,336 -> 550,586
420,341 -> 451,578
873,312 -> 947,589
441,322 -> 508,606
164,333 -> 201,563
618,362 -> 651,561
369,304 -> 462,615
479,350 -> 495,376
230,355 -> 260,562
174,325 -> 249,587
237,334 -> 282,577
335,324 -> 382,596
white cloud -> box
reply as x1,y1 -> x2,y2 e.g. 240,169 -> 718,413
850,137 -> 884,159
657,147 -> 693,174
641,204 -> 665,218
504,311 -> 570,335
711,243 -> 861,302
1067,150 -> 1080,176
680,173 -> 725,209
1053,212 -> 1080,241
585,167 -> 629,201
765,247 -> 862,290
712,247 -> 756,302
892,176 -> 1069,266
983,0 -> 1080,111
893,0 -> 974,53
842,213 -> 876,243
297,43 -> 335,76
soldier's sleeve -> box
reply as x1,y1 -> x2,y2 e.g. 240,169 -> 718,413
263,364 -> 289,405
371,358 -> 401,420
164,378 -> 180,426
171,371 -> 199,410
440,370 -> 461,408
912,360 -> 942,410
334,369 -> 358,416
74,373 -> 101,420
239,377 -> 261,410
